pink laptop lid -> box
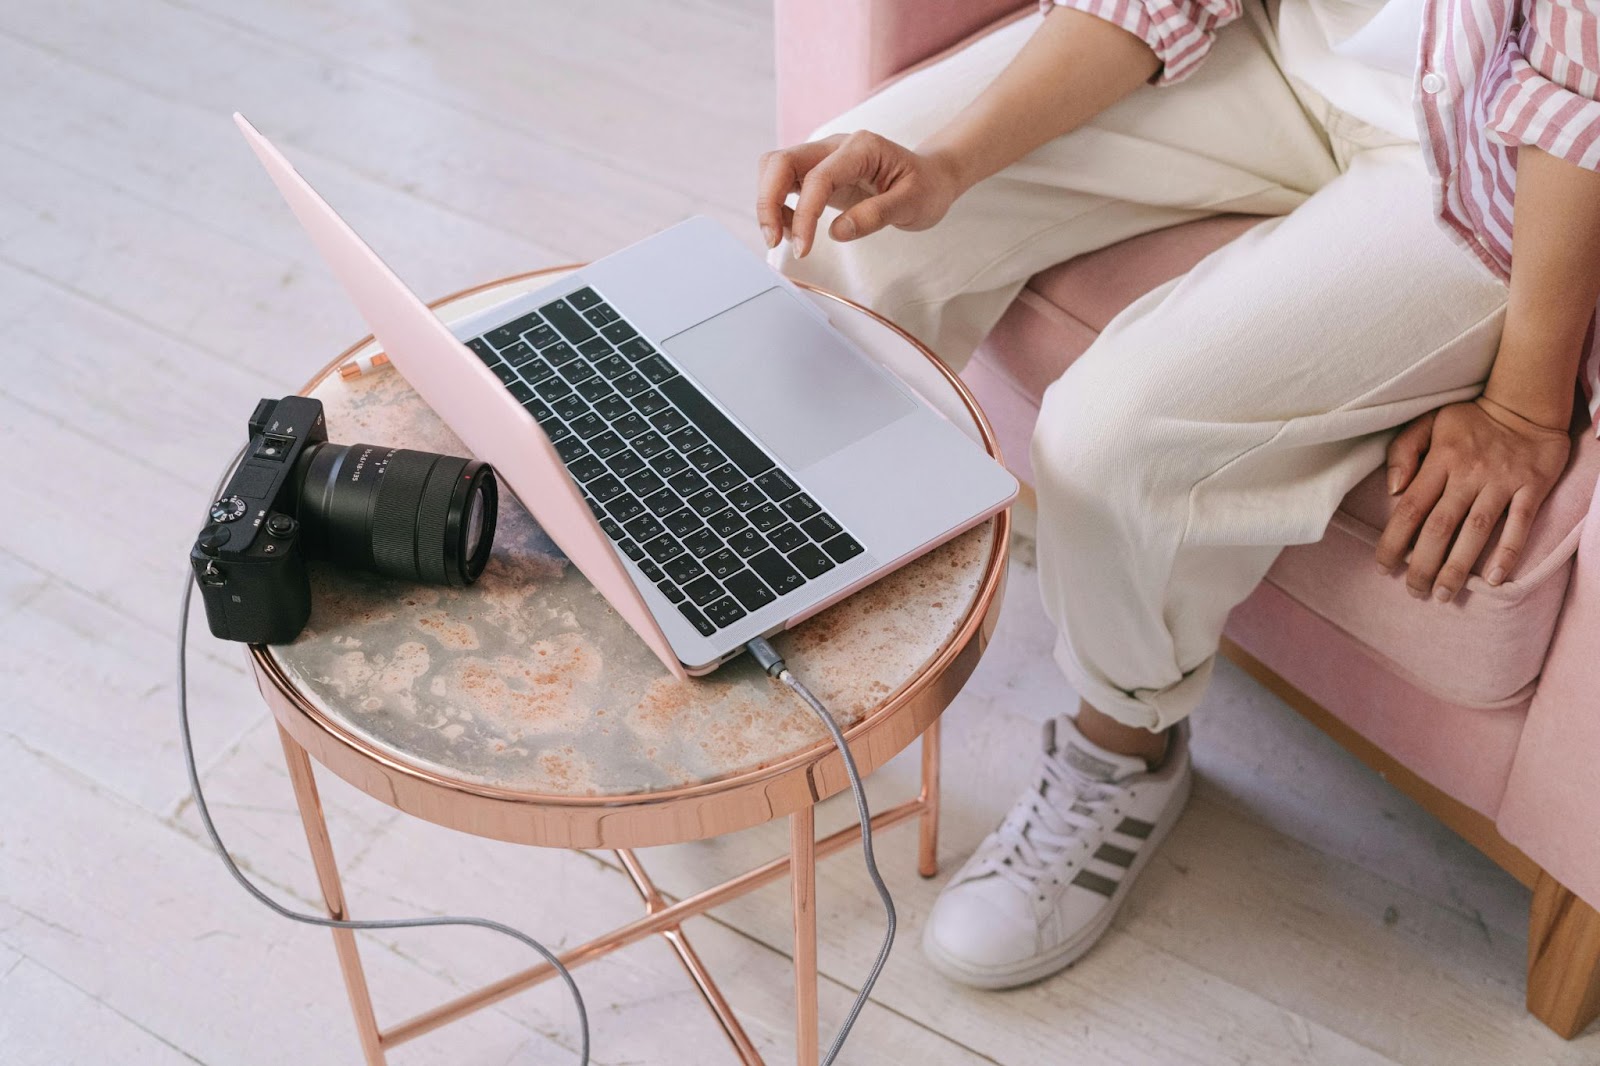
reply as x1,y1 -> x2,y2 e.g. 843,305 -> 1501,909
235,113 -> 686,680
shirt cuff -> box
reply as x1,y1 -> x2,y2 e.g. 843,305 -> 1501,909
1484,30 -> 1600,172
1039,0 -> 1240,86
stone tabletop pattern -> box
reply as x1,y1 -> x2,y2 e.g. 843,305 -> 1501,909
268,353 -> 993,799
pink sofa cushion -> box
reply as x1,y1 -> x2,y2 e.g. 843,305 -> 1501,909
962,220 -> 1597,709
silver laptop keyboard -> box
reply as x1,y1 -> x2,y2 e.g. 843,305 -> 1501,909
466,286 -> 864,636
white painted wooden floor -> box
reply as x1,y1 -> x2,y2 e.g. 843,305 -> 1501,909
1,1 -> 1592,1063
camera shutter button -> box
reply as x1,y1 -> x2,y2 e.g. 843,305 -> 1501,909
197,524 -> 231,557
266,514 -> 296,538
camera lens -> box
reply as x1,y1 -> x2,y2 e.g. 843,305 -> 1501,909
294,443 -> 497,586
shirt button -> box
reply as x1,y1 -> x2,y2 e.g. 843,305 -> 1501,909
1421,71 -> 1446,94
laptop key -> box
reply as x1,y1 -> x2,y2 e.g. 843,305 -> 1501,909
568,454 -> 606,483
559,359 -> 598,386
552,394 -> 588,421
540,298 -> 597,342
707,509 -> 748,539
643,534 -> 686,563
534,376 -> 573,402
821,532 -> 865,563
649,451 -> 691,478
507,381 -> 536,404
579,337 -> 613,360
663,508 -> 704,538
704,597 -> 747,629
607,450 -> 646,478
664,554 -> 704,586
659,376 -> 775,477
686,445 -> 725,473
633,389 -> 670,415
750,549 -> 805,595
487,313 -> 543,348
624,469 -> 666,498
605,493 -> 645,523
468,337 -> 498,364
501,340 -> 537,368
589,431 -> 626,459
615,372 -> 651,398
587,473 -> 625,502
545,341 -> 580,366
613,413 -> 648,439
491,363 -> 520,385
576,376 -> 617,403
583,303 -> 621,327
789,544 -> 835,579
667,469 -> 708,497
569,412 -> 606,440
726,484 -> 765,512
524,321 -> 559,349
682,529 -> 721,558
724,570 -> 777,612
593,395 -> 632,421
658,580 -> 686,604
543,420 -> 572,444
706,464 -> 743,493
781,494 -> 821,522
632,430 -> 669,459
618,337 -> 656,361
643,488 -> 680,516
667,426 -> 708,454
623,513 -> 665,543
601,320 -> 638,345
555,436 -> 589,464
617,538 -> 645,562
638,559 -> 665,583
704,549 -> 741,580
522,358 -> 554,384
524,397 -> 556,424
748,504 -> 785,532
687,489 -> 724,517
567,287 -> 603,311
726,529 -> 766,558
599,517 -> 623,540
677,601 -> 717,635
801,513 -> 843,542
637,355 -> 679,385
583,494 -> 605,520
683,576 -> 723,608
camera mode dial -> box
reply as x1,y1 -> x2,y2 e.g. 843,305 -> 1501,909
210,495 -> 248,523
196,524 -> 231,557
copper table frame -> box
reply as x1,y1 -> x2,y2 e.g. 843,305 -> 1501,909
248,268 -> 1011,1065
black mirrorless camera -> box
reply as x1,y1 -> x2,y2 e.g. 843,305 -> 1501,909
192,396 -> 499,644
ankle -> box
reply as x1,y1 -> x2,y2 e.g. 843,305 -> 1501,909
1074,701 -> 1169,769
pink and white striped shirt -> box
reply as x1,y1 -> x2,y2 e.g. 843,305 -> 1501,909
1043,0 -> 1600,434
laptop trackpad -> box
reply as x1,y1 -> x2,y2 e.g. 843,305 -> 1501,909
662,287 -> 915,472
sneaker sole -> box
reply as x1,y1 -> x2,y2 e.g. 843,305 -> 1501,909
921,758 -> 1193,990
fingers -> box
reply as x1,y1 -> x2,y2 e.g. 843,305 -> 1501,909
1431,489 -> 1510,602
756,137 -> 841,249
1385,412 -> 1434,495
830,185 -> 912,243
1375,462 -> 1446,574
1483,486 -> 1545,586
1403,479 -> 1478,598
790,142 -> 874,258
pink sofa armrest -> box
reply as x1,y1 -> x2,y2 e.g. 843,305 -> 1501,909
1498,468 -> 1600,911
774,0 -> 1032,143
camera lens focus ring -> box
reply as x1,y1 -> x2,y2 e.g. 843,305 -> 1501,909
416,455 -> 469,585
370,450 -> 440,582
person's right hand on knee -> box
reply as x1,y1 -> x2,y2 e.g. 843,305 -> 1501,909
756,131 -> 963,259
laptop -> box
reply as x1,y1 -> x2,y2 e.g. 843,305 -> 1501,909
236,113 -> 1017,678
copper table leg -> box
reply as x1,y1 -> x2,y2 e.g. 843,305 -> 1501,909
790,805 -> 819,1066
918,719 -> 942,879
278,725 -> 386,1066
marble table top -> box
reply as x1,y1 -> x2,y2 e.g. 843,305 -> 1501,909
266,274 -> 1001,800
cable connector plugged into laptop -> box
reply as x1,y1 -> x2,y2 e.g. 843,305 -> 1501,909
744,636 -> 896,1066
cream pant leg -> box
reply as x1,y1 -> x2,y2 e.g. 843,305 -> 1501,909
777,10 -> 1509,730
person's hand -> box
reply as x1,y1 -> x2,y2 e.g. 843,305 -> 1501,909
1376,397 -> 1570,601
756,131 -> 963,258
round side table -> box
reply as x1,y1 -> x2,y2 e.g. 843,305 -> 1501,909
249,267 -> 1010,1065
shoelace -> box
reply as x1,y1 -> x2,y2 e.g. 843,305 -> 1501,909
976,754 -> 1129,897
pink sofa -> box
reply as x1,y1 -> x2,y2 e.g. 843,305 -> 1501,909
776,0 -> 1600,1038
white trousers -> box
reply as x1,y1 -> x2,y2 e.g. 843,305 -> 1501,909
777,8 -> 1510,730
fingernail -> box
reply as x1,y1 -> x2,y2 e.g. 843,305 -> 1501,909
790,235 -> 804,259
1433,586 -> 1453,603
1487,566 -> 1505,586
835,216 -> 857,240
762,225 -> 777,248
1387,471 -> 1402,495
1376,561 -> 1391,574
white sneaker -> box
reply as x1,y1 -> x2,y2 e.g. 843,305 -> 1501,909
922,715 -> 1192,988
